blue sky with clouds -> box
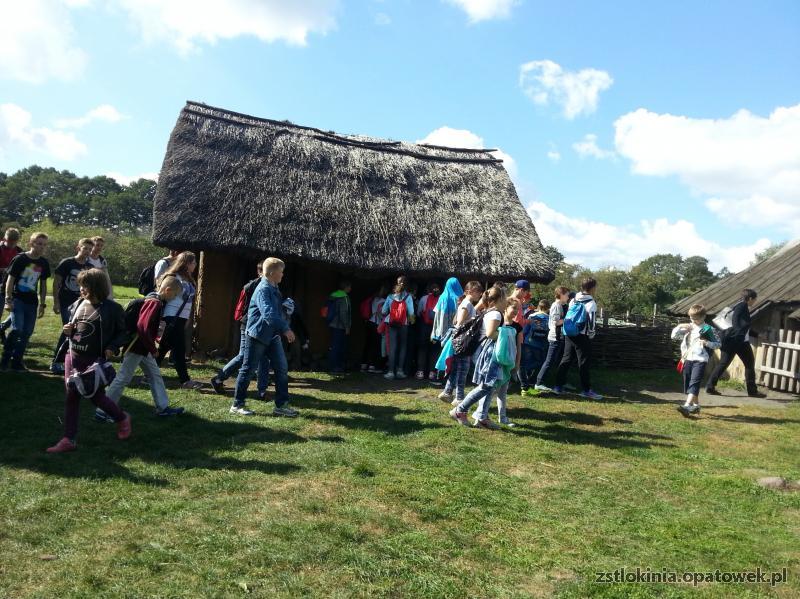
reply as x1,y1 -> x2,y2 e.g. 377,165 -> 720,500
2,0 -> 799,271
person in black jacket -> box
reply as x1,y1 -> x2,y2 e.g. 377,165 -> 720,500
706,288 -> 766,398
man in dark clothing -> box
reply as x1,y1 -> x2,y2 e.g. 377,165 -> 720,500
706,288 -> 766,398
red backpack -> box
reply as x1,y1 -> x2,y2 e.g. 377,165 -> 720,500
389,296 -> 408,327
422,294 -> 437,325
359,295 -> 374,321
233,288 -> 248,322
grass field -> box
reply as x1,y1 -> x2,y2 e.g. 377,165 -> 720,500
1,287 -> 798,598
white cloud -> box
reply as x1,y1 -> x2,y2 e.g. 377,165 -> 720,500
116,0 -> 338,54
444,0 -> 519,22
519,59 -> 613,119
0,0 -> 88,83
526,199 -> 772,273
417,126 -> 517,180
106,171 -> 159,185
614,104 -> 800,235
572,133 -> 616,160
374,12 -> 391,25
55,104 -> 127,129
0,103 -> 87,161
547,147 -> 561,163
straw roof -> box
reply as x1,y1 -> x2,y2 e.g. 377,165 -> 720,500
669,239 -> 800,316
152,101 -> 554,281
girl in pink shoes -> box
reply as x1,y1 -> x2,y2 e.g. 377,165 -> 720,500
47,269 -> 131,453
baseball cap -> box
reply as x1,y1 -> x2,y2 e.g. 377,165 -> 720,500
515,279 -> 530,290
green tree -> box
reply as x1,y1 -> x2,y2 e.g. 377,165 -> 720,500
750,242 -> 787,266
680,255 -> 717,291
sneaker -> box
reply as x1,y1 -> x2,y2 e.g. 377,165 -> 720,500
688,404 -> 701,414
46,437 -> 77,453
367,366 -> 382,373
551,386 -> 563,395
451,398 -> 460,406
520,388 -> 529,396
273,405 -> 299,418
210,377 -> 226,395
500,418 -> 517,428
705,387 -> 721,395
534,384 -> 552,392
156,407 -> 185,417
677,404 -> 694,418
437,390 -> 452,401
474,418 -> 501,430
116,412 -> 132,440
229,405 -> 254,416
384,372 -> 395,380
428,371 -> 437,381
94,409 -> 115,423
50,362 -> 65,375
579,390 -> 604,400
748,391 -> 767,399
414,370 -> 424,380
257,392 -> 272,402
448,408 -> 470,426
360,364 -> 368,372
181,380 -> 204,390
396,371 -> 408,379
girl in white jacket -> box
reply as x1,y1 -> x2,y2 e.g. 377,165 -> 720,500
671,304 -> 720,417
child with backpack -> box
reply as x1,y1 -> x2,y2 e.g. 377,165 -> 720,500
471,299 -> 521,427
415,281 -> 441,381
672,304 -> 721,417
431,277 -> 462,343
381,276 -> 415,380
552,278 -> 602,400
210,264 -> 271,396
534,286 -> 570,392
519,299 -> 550,395
155,251 -> 202,390
326,280 -> 352,373
437,281 -> 482,404
46,269 -> 132,453
449,286 -> 508,428
99,275 -> 186,418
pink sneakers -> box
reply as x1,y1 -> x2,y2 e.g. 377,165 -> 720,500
116,412 -> 132,440
46,437 -> 77,453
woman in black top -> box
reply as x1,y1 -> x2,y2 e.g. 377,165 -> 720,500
706,288 -> 766,398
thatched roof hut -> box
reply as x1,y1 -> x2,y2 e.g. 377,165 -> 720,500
153,101 -> 554,280
152,101 -> 554,359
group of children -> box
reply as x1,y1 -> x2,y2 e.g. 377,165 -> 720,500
0,224 -> 760,451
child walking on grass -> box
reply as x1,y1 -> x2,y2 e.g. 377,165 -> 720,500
438,281 -> 482,405
672,304 -> 720,417
47,269 -> 131,453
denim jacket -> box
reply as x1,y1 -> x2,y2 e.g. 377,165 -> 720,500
245,278 -> 289,343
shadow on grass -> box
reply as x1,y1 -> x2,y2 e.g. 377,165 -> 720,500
0,372 -> 309,485
293,394 -> 447,436
702,414 -> 800,425
509,407 -> 634,427
508,423 -> 675,449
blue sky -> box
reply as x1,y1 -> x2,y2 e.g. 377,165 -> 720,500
2,0 -> 799,271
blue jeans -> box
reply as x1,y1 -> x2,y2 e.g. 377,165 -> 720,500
219,326 -> 270,392
683,360 -> 706,397
328,326 -> 348,372
233,334 -> 288,408
444,356 -> 471,401
535,339 -> 564,386
52,302 -> 72,364
456,383 -> 493,414
2,300 -> 38,366
519,344 -> 546,390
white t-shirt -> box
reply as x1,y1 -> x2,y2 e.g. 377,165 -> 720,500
457,298 -> 476,324
87,255 -> 112,299
482,309 -> 502,336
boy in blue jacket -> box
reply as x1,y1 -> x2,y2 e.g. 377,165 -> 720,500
230,258 -> 298,417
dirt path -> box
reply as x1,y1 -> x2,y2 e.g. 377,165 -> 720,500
619,385 -> 797,409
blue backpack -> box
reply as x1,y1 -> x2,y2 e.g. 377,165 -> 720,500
563,301 -> 588,337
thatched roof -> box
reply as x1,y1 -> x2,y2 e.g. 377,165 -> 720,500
152,101 -> 554,281
669,239 -> 800,316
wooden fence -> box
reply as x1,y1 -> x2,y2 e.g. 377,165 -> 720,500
592,313 -> 677,370
758,328 -> 800,394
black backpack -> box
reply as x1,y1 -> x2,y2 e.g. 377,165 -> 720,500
124,297 -> 147,334
138,264 -> 157,296
451,313 -> 487,357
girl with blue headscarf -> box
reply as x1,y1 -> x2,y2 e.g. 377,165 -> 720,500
431,277 -> 463,342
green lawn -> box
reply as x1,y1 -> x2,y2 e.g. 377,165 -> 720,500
1,287 -> 798,598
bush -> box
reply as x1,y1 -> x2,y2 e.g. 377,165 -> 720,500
9,221 -> 165,287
